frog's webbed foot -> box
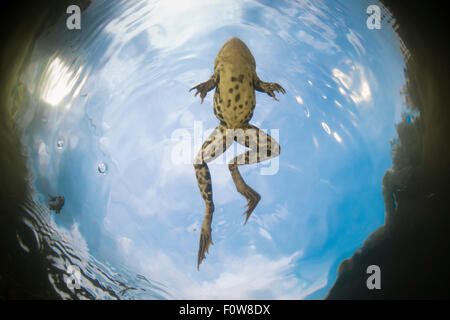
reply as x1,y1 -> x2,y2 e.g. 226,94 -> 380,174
242,186 -> 261,224
229,164 -> 261,224
235,181 -> 261,224
197,226 -> 213,269
255,80 -> 286,101
189,75 -> 217,104
197,205 -> 214,270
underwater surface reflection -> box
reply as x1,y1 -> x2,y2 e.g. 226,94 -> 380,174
11,0 -> 410,299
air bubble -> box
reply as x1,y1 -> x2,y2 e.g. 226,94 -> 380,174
56,137 -> 65,149
97,162 -> 108,175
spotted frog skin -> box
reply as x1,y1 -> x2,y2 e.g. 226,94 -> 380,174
190,37 -> 285,269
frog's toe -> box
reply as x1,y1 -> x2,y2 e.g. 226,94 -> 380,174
242,189 -> 261,224
272,82 -> 286,94
190,81 -> 211,104
261,82 -> 285,101
197,223 -> 213,270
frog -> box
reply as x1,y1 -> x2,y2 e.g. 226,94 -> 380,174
189,37 -> 285,269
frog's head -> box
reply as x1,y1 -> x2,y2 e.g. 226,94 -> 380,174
214,37 -> 256,69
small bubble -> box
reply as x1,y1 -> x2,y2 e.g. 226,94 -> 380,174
56,137 -> 65,149
97,162 -> 108,175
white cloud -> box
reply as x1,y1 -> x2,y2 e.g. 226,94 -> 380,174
262,203 -> 289,226
117,236 -> 133,255
298,30 -> 336,52
103,0 -> 245,53
313,135 -> 319,149
181,251 -> 305,299
297,8 -> 339,54
70,222 -> 89,252
109,222 -> 323,300
258,227 -> 273,241
346,29 -> 366,56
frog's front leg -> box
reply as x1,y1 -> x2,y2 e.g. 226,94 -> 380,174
254,75 -> 286,101
194,124 -> 232,270
189,73 -> 219,104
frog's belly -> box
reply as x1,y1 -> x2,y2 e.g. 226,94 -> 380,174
213,81 -> 256,129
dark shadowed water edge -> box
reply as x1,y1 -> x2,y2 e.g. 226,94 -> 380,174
0,0 -> 173,300
326,0 -> 450,299
1,0 -> 449,299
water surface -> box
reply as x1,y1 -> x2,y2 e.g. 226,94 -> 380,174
13,0 -> 410,299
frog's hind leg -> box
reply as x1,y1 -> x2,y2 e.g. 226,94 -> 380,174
228,124 -> 280,224
194,124 -> 231,269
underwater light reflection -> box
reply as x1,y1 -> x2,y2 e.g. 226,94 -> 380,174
332,64 -> 372,105
41,57 -> 86,108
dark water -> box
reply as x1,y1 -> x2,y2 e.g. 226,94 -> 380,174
1,0 -> 449,300
9,197 -> 170,299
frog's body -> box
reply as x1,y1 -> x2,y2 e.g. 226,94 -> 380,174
190,37 -> 285,269
212,38 -> 257,128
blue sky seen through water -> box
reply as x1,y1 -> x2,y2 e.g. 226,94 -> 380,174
19,0 -> 407,299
